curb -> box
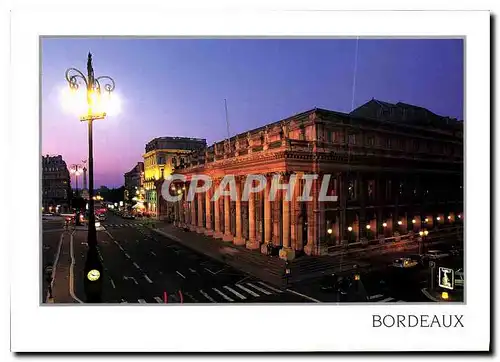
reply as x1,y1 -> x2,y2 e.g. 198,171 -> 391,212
421,288 -> 441,302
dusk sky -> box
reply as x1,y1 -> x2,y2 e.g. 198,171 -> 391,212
41,38 -> 464,188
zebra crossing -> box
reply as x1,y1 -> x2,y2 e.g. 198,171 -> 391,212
367,293 -> 406,303
118,281 -> 283,304
105,223 -> 142,228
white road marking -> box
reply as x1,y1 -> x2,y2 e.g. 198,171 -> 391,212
110,278 -> 116,289
368,294 -> 384,300
223,286 -> 246,300
246,283 -> 272,295
154,297 -> 163,303
69,234 -> 84,303
257,281 -> 282,293
212,288 -> 234,302
123,276 -> 138,285
144,274 -> 153,283
395,300 -> 406,303
204,268 -> 216,275
286,289 -> 322,303
235,284 -> 259,297
133,262 -> 140,269
138,299 -> 147,304
379,297 -> 395,302
189,268 -> 196,273
150,251 -> 156,256
184,292 -> 198,303
176,271 -> 186,279
199,290 -> 217,303
120,299 -> 128,304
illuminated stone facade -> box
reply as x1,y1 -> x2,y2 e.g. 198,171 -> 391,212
166,100 -> 463,258
41,155 -> 72,213
124,162 -> 144,204
143,137 -> 206,217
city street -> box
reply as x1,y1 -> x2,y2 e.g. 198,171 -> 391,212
43,214 -> 463,304
64,214 -> 314,304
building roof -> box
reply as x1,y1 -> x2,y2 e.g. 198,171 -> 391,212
350,99 -> 463,129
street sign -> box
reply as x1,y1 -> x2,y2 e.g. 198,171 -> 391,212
438,267 -> 454,290
429,261 -> 436,268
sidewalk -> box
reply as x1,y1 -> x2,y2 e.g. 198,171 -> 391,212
150,222 -> 369,287
421,287 -> 464,303
48,232 -> 80,304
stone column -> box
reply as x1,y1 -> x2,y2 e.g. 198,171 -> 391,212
279,183 -> 295,260
246,184 -> 258,250
290,177 -> 298,251
223,194 -> 233,242
189,199 -> 197,231
272,189 -> 281,246
317,174 -> 326,247
173,200 -> 179,227
234,178 -> 246,245
358,173 -> 366,239
261,176 -> 272,254
305,177 -> 319,255
213,185 -> 223,238
339,172 -> 347,244
180,197 -> 185,226
196,192 -> 205,233
204,187 -> 213,236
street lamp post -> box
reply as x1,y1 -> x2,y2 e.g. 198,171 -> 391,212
70,164 -> 82,196
418,229 -> 429,255
65,53 -> 116,303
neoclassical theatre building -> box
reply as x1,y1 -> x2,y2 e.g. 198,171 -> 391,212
161,99 -> 463,259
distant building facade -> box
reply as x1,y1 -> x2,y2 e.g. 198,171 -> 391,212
142,137 -> 207,218
41,155 -> 72,213
169,99 -> 463,259
124,162 -> 144,204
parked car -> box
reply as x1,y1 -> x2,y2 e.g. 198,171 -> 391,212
390,257 -> 419,269
320,274 -> 349,295
320,274 -> 338,292
425,250 -> 450,260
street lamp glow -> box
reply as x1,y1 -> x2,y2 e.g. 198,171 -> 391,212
365,225 -> 371,230
425,218 -> 429,222
412,219 -> 416,224
327,228 -> 333,234
419,231 -> 424,236
458,214 -> 461,219
424,230 -> 429,236
382,222 -> 387,227
347,226 -> 353,232
436,216 -> 441,221
448,215 -> 451,220
397,220 -> 402,225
